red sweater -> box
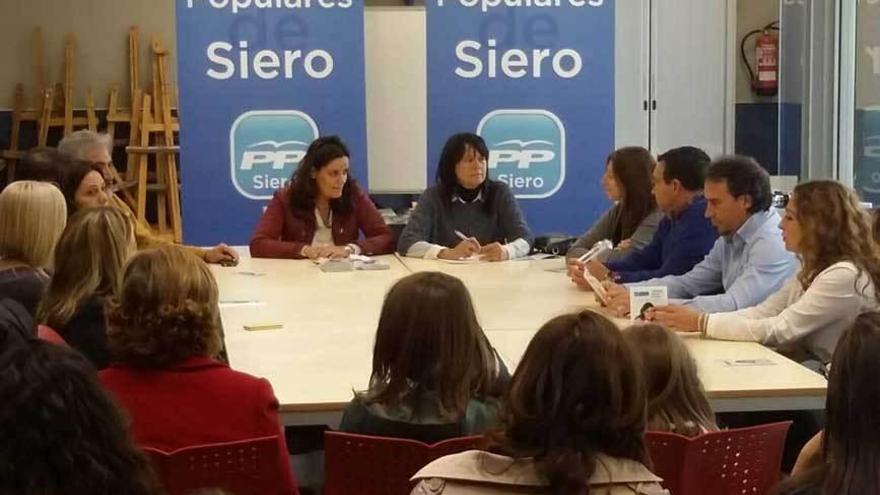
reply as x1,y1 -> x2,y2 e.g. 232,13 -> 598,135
249,185 -> 394,259
99,357 -> 298,495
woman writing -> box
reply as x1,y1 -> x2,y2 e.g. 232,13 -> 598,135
398,133 -> 533,261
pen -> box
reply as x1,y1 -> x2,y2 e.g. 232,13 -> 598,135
454,230 -> 480,247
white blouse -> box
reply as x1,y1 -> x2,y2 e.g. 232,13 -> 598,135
311,208 -> 334,247
707,261 -> 878,364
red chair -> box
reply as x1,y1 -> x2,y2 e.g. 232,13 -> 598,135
143,435 -> 283,495
646,421 -> 792,495
36,324 -> 67,346
324,431 -> 485,495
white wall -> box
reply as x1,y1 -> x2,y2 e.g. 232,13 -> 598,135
0,0 -> 406,109
0,0 -> 177,109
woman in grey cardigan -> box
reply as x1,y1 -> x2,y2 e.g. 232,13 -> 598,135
398,133 -> 533,261
567,146 -> 662,262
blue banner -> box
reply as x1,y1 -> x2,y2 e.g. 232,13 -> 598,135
175,0 -> 367,245
426,0 -> 614,235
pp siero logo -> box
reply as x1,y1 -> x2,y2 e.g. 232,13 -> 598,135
229,110 -> 319,200
476,109 -> 565,199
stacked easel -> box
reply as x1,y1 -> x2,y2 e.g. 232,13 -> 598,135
2,26 -> 184,244
2,28 -> 98,181
119,33 -> 183,243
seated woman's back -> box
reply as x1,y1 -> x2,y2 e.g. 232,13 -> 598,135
412,311 -> 668,494
38,206 -> 133,369
0,338 -> 158,495
98,245 -> 298,494
101,356 -> 283,450
340,271 -> 508,444
773,311 -> 880,495
0,181 -> 67,316
623,324 -> 718,437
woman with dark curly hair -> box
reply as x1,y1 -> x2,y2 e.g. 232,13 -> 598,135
249,135 -> 393,259
0,338 -> 159,495
411,311 -> 667,494
98,245 -> 299,494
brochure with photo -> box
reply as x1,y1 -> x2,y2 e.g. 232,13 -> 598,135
629,286 -> 668,321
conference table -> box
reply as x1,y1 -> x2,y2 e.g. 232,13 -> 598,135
213,253 -> 827,426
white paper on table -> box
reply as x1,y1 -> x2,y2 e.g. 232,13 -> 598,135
719,358 -> 777,367
219,300 -> 266,308
439,254 -> 484,264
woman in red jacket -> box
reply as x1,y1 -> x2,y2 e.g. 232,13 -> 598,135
99,245 -> 298,494
249,135 -> 393,259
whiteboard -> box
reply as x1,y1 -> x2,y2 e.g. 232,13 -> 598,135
365,7 -> 428,193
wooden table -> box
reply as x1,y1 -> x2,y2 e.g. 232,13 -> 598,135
214,253 -> 827,425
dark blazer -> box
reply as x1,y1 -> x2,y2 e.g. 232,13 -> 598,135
0,266 -> 48,317
99,357 -> 298,495
338,397 -> 499,445
249,184 -> 393,259
604,195 -> 717,283
58,297 -> 111,370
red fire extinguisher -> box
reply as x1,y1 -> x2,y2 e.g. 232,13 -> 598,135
742,23 -> 780,97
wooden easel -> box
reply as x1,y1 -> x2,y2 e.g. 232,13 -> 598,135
35,34 -> 98,144
124,38 -> 182,243
103,27 -> 144,209
1,27 -> 46,181
106,27 -> 141,144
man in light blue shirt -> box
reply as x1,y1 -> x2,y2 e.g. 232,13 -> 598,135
603,155 -> 796,316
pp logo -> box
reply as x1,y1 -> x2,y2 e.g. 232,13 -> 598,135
229,110 -> 319,199
477,109 -> 565,199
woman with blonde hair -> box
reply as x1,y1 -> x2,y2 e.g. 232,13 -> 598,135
99,245 -> 298,494
650,180 -> 880,367
37,206 -> 134,369
0,181 -> 67,316
623,324 -> 718,436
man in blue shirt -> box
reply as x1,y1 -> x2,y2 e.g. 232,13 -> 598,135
602,155 -> 797,318
571,146 -> 717,286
